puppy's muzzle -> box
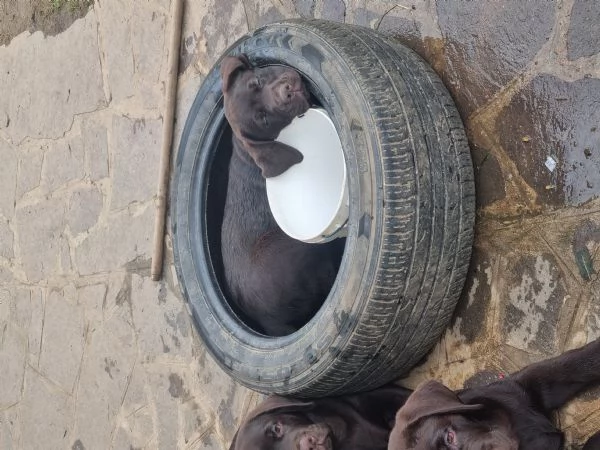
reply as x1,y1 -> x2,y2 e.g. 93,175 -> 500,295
273,72 -> 308,107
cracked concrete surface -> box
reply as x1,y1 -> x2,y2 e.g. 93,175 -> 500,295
0,0 -> 599,448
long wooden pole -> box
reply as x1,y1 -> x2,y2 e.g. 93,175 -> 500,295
151,0 -> 184,281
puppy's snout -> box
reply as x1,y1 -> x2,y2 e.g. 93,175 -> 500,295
278,81 -> 294,102
299,434 -> 329,450
299,434 -> 316,450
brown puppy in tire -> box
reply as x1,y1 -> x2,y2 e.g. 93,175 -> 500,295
230,338 -> 600,449
220,54 -> 344,336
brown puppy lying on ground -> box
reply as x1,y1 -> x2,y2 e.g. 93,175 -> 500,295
389,337 -> 600,450
229,385 -> 412,450
220,54 -> 344,336
230,338 -> 600,449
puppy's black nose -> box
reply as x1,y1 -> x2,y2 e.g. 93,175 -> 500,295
300,435 -> 318,450
276,82 -> 294,103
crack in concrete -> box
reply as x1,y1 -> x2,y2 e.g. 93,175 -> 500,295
241,0 -> 251,31
26,361 -> 72,397
93,6 -> 112,105
36,290 -> 47,369
108,356 -> 137,447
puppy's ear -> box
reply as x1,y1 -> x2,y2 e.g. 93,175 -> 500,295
395,380 -> 483,429
243,140 -> 303,178
221,54 -> 252,92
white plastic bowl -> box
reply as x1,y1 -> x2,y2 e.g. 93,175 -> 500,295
266,108 -> 349,243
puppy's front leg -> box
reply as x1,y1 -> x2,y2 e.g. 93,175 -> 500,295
513,337 -> 600,412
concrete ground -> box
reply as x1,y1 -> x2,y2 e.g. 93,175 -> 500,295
0,0 -> 599,448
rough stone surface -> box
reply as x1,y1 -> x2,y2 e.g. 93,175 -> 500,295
110,115 -> 162,209
0,325 -> 26,408
15,197 -> 67,282
42,136 -> 85,191
72,305 -> 136,447
75,206 -> 153,274
67,185 -> 103,235
180,0 -> 248,75
0,140 -> 17,218
0,219 -> 13,259
19,368 -> 74,449
567,0 -> 600,60
0,13 -> 105,143
38,288 -> 85,392
1,1 -> 600,449
16,146 -> 44,199
82,121 -> 109,181
130,274 -> 193,363
96,0 -> 167,106
318,0 -> 346,22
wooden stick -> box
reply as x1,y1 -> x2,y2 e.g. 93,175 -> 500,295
151,0 -> 184,281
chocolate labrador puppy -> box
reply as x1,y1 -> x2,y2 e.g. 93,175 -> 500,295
229,385 -> 412,450
389,337 -> 600,450
220,54 -> 344,336
230,338 -> 600,450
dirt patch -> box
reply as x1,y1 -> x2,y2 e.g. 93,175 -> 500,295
0,0 -> 92,47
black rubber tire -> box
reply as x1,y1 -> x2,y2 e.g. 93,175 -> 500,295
172,19 -> 475,398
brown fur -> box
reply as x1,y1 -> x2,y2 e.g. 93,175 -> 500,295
220,54 -> 344,336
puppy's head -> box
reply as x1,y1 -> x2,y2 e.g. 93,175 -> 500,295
220,54 -> 310,178
229,395 -> 335,450
389,381 -> 518,450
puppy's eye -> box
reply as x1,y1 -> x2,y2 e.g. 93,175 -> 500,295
444,428 -> 456,446
249,77 -> 261,90
268,422 -> 283,438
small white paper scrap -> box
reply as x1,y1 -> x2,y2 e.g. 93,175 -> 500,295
545,156 -> 557,172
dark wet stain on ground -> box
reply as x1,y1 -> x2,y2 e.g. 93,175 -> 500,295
497,75 -> 600,207
567,0 -> 600,60
435,1 -> 555,115
168,373 -> 190,400
471,144 -> 506,207
451,249 -> 492,343
217,383 -> 237,437
71,439 -> 85,450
